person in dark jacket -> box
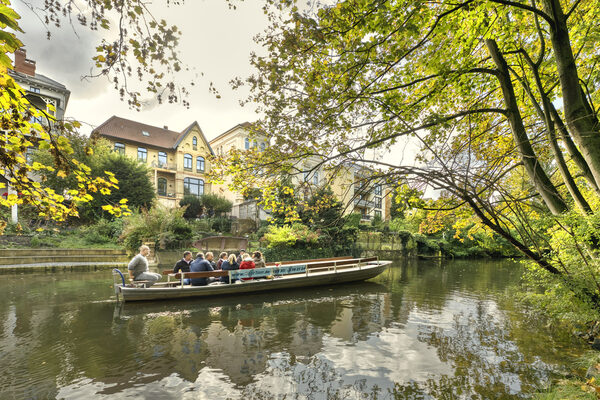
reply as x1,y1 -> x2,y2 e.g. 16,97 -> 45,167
216,252 -> 228,269
190,251 -> 215,286
173,250 -> 193,285
220,254 -> 240,283
173,251 -> 192,272
236,249 -> 246,264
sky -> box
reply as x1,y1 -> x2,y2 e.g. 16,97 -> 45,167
13,0 -> 270,141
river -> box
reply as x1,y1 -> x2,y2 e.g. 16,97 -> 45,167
0,259 -> 587,399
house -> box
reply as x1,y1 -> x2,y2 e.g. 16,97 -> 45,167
2,49 -> 71,223
209,122 -> 270,219
210,122 -> 391,222
93,116 -> 214,207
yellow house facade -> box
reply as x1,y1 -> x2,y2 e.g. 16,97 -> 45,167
93,116 -> 214,208
210,122 -> 391,222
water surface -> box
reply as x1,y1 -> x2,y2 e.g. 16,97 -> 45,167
0,259 -> 586,399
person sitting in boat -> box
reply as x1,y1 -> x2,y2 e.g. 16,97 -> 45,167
128,245 -> 161,286
216,252 -> 228,269
220,254 -> 240,283
239,254 -> 255,281
253,251 -> 266,269
236,249 -> 246,264
190,251 -> 215,286
173,250 -> 193,285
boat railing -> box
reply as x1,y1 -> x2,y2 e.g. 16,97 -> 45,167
160,256 -> 380,287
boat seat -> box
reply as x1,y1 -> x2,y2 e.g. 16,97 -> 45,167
129,279 -> 154,288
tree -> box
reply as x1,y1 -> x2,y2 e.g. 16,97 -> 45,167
80,153 -> 155,221
220,0 -> 600,317
180,195 -> 202,219
0,0 -> 192,221
199,194 -> 233,217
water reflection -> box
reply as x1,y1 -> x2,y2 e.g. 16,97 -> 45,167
0,259 -> 587,399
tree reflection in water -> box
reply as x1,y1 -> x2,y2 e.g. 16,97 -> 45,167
0,260 -> 588,399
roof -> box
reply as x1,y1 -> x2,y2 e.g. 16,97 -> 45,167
93,116 -> 214,154
209,121 -> 255,145
8,69 -> 69,91
8,69 -> 71,106
177,121 -> 215,155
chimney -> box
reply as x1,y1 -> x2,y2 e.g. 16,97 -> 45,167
14,49 -> 36,76
163,125 -> 168,130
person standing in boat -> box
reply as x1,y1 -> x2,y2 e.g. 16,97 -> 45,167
190,251 -> 215,286
128,245 -> 161,286
220,254 -> 240,284
173,251 -> 193,285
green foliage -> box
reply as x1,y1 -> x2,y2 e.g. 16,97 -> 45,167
414,234 -> 440,256
344,213 -> 362,229
120,205 -> 191,252
200,194 -> 233,217
80,153 -> 154,221
180,195 -> 202,219
211,216 -> 232,233
262,223 -> 319,249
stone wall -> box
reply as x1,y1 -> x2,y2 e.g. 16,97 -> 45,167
356,231 -> 417,258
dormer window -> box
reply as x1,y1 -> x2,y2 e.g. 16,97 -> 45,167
142,131 -> 150,137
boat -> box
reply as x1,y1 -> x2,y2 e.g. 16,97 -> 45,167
112,256 -> 392,302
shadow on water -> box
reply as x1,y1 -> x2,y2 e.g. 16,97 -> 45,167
0,258 -> 588,399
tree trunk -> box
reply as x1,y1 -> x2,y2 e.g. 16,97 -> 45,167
549,103 -> 600,195
543,0 -> 600,189
485,39 -> 568,215
520,51 -> 593,213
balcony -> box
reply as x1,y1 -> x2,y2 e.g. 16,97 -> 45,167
353,198 -> 374,208
151,161 -> 177,171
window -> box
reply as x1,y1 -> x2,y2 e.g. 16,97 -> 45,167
158,152 -> 167,167
157,178 -> 167,196
375,210 -> 382,219
142,130 -> 150,137
303,171 -> 310,182
252,140 -> 258,148
114,142 -> 125,154
313,171 -> 319,185
375,197 -> 382,209
137,147 -> 147,162
260,142 -> 266,152
30,86 -> 40,93
184,154 -> 192,170
374,184 -> 382,196
184,177 -> 204,197
25,148 -> 35,165
244,137 -> 250,149
192,136 -> 198,150
196,156 -> 205,172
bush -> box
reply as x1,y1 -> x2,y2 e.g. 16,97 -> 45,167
120,205 -> 190,252
262,223 -> 319,249
414,233 -> 439,255
180,195 -> 202,219
211,216 -> 232,233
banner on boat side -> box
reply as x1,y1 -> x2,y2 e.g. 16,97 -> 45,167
229,264 -> 307,280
